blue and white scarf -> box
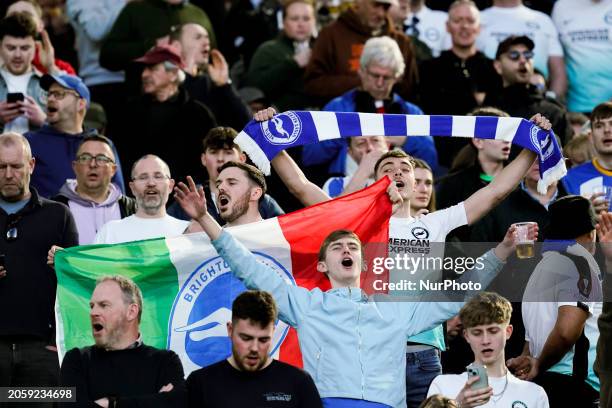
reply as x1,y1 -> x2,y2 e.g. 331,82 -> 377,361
235,111 -> 566,194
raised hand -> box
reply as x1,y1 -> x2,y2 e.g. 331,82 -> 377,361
529,113 -> 552,131
174,176 -> 207,221
207,49 -> 230,87
254,107 -> 277,122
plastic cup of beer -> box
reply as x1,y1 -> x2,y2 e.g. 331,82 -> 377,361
591,186 -> 612,210
513,222 -> 537,259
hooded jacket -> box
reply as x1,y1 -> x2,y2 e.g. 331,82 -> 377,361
52,179 -> 136,245
25,126 -> 125,198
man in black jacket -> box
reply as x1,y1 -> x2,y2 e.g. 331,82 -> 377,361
485,35 -> 572,145
60,276 -> 186,408
0,132 -> 78,401
52,134 -> 136,245
117,45 -> 217,187
418,0 -> 501,168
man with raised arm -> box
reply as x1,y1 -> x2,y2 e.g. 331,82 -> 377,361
175,174 -> 518,408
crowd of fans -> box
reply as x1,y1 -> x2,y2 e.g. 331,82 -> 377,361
0,0 -> 611,407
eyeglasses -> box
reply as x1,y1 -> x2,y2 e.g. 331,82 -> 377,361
365,69 -> 395,83
505,50 -> 534,61
132,173 -> 170,184
75,154 -> 114,165
5,214 -> 20,242
47,90 -> 80,100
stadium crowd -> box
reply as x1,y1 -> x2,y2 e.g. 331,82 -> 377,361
0,0 -> 611,407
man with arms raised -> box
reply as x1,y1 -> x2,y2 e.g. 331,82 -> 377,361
187,290 -> 322,407
175,174 -> 518,408
60,276 -> 185,407
256,107 -> 551,406
168,127 -> 283,224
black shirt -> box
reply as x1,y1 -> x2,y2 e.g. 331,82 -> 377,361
186,359 -> 322,408
60,344 -> 186,407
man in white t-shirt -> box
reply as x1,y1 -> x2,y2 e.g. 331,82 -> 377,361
254,107 -> 552,407
427,292 -> 549,408
552,0 -> 612,113
0,13 -> 47,134
477,0 -> 567,99
512,195 -> 605,408
94,155 -> 189,244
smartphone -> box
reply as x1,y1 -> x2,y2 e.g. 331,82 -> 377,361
466,363 -> 489,390
7,92 -> 24,103
0,254 -> 5,267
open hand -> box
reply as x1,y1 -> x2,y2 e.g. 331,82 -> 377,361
174,176 -> 207,221
208,49 -> 230,87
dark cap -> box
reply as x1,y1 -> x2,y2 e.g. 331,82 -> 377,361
495,35 -> 535,59
41,74 -> 91,107
545,195 -> 597,240
134,45 -> 184,69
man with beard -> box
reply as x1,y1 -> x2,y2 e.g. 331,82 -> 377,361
167,126 -> 283,225
59,276 -> 186,407
186,290 -> 322,407
25,73 -> 125,198
94,155 -> 189,244
0,132 -> 78,400
169,22 -> 250,130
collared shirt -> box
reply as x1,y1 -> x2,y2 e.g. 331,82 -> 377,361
520,181 -> 559,210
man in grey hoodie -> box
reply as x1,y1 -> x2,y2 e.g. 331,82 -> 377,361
52,134 -> 135,244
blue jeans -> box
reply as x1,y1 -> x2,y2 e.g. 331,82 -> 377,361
405,348 -> 442,408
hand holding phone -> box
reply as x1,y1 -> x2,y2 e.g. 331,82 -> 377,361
466,363 -> 489,390
7,92 -> 24,104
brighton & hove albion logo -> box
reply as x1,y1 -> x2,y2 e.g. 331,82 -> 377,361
260,112 -> 302,145
530,126 -> 555,161
168,253 -> 295,374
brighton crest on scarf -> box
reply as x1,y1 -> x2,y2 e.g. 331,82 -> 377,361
235,111 -> 566,194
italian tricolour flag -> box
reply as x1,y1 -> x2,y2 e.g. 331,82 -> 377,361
55,179 -> 391,375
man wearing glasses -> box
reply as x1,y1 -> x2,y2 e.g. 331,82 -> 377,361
302,36 -> 437,190
51,134 -> 136,245
25,73 -> 125,198
0,132 -> 78,401
483,35 -> 572,145
93,154 -> 189,244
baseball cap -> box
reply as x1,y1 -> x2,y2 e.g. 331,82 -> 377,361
495,35 -> 535,59
134,45 -> 185,69
41,74 -> 91,107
